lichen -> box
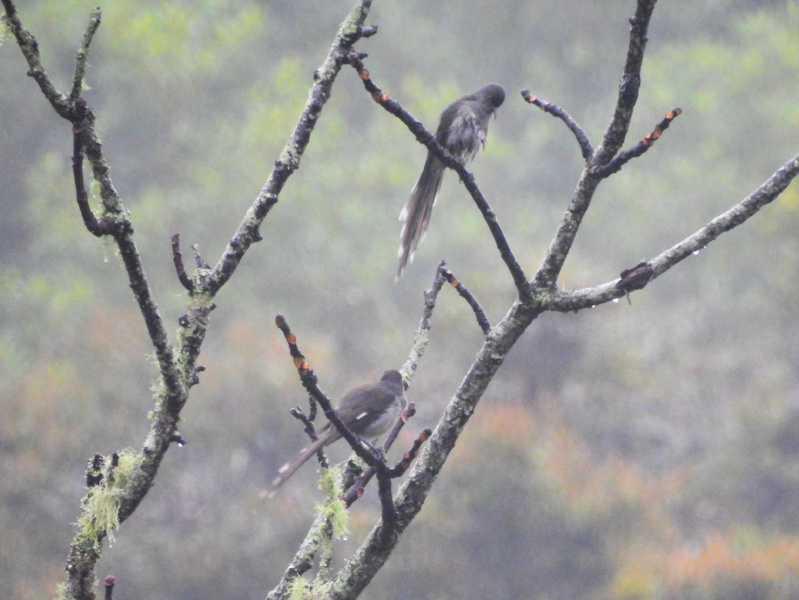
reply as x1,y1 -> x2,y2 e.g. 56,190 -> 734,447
315,467 -> 349,541
52,583 -> 70,600
75,448 -> 143,547
287,576 -> 332,600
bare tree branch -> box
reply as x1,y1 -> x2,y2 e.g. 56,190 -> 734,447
3,6 -> 191,595
594,0 -> 659,163
549,151 -> 799,312
533,0 -> 657,289
2,0 -> 375,597
401,261 -> 447,380
170,233 -> 194,292
267,513 -> 333,600
69,7 -> 101,104
328,298 -> 539,599
1,0 -> 75,119
440,265 -> 492,334
5,0 -> 799,597
521,91 -> 593,159
595,107 -> 682,177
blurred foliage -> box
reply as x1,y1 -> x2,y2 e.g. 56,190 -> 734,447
2,1 -> 799,599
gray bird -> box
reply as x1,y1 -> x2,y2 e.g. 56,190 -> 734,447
267,370 -> 406,495
397,83 -> 506,278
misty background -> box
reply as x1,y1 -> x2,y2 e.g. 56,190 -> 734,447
2,1 -> 799,598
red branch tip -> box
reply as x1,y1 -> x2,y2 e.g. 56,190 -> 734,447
274,314 -> 311,374
642,107 -> 682,146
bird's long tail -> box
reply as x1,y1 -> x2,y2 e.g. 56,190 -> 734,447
265,429 -> 338,498
397,153 -> 445,279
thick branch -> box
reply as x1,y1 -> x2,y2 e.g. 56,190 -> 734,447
267,513 -> 331,600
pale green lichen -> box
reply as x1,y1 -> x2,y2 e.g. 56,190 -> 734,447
148,375 -> 168,419
53,582 -> 70,600
287,575 -> 333,600
76,448 -> 143,547
315,467 -> 348,541
284,468 -> 352,598
0,15 -> 8,48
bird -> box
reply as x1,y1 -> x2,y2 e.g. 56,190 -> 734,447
397,83 -> 506,279
267,370 -> 407,495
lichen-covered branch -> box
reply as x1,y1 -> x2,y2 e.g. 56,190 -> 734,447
3,0 -> 375,597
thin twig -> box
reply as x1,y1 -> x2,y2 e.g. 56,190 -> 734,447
440,266 -> 491,334
384,428 -> 431,478
171,234 -> 193,292
289,407 -> 323,451
521,91 -> 593,159
70,7 -> 101,104
594,107 -> 682,177
103,575 -> 115,600
402,261 -> 447,381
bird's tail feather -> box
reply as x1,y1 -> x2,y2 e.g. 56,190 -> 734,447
264,431 -> 336,498
397,154 -> 445,279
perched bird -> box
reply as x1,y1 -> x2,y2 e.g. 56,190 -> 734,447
397,83 -> 506,278
267,370 -> 407,495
